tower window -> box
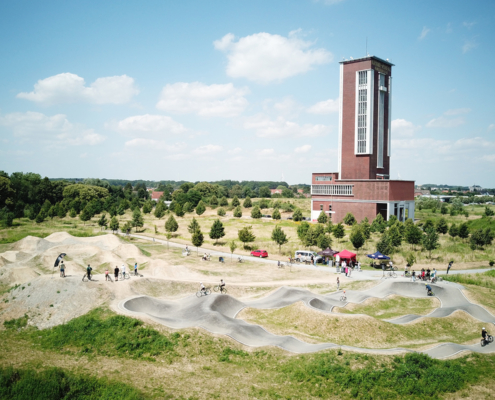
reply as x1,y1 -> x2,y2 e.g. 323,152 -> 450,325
379,73 -> 386,88
358,71 -> 367,85
320,204 -> 323,210
328,205 -> 332,211
357,88 -> 367,153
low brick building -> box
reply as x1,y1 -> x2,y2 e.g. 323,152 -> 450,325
311,56 -> 415,223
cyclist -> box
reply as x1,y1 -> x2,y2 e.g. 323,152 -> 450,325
219,279 -> 226,293
426,268 -> 431,281
431,268 -> 437,282
200,282 -> 206,293
425,282 -> 433,296
482,327 -> 491,342
86,264 -> 92,280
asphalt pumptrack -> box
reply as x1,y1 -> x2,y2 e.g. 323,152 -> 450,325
120,279 -> 495,359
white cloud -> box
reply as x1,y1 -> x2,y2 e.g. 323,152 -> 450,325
418,27 -> 430,40
17,73 -> 138,105
214,31 -> 332,83
391,119 -> 420,137
307,98 -> 339,114
462,39 -> 477,53
444,108 -> 471,115
489,124 -> 495,131
228,147 -> 242,155
114,114 -> 187,137
463,21 -> 476,29
0,111 -> 104,146
124,139 -> 186,152
295,145 -> 312,153
244,114 -> 330,138
156,82 -> 249,117
193,144 -> 223,154
426,116 -> 465,128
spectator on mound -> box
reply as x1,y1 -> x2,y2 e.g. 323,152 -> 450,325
114,265 -> 119,281
134,262 -> 138,276
105,268 -> 110,281
336,277 -> 340,290
86,264 -> 92,280
60,261 -> 65,278
411,269 -> 416,282
447,261 -> 453,274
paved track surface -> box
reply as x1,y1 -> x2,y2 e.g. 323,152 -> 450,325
120,280 -> 495,359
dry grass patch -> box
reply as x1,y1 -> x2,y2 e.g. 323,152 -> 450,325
239,302 -> 485,349
334,295 -> 440,320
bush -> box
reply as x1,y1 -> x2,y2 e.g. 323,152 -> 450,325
217,207 -> 226,216
292,208 -> 303,222
272,209 -> 281,220
343,212 -> 356,226
251,205 -> 262,219
489,260 -> 494,267
233,206 -> 242,218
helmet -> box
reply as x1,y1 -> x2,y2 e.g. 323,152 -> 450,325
482,327 -> 486,330
200,282 -> 203,284
425,282 -> 427,286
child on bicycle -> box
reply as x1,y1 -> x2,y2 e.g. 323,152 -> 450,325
200,282 -> 206,293
219,279 -> 226,293
482,327 -> 490,341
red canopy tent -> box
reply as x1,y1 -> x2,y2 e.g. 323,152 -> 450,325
334,249 -> 357,262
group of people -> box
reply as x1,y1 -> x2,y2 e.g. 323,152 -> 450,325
410,267 -> 437,282
199,279 -> 226,293
82,263 -> 139,281
201,253 -> 211,261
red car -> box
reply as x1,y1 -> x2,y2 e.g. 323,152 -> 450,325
251,249 -> 268,258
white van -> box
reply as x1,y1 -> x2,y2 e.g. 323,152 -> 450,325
294,250 -> 322,263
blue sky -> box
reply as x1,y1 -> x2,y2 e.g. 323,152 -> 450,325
1,0 -> 494,186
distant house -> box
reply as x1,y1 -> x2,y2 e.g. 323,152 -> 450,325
151,191 -> 164,202
297,189 -> 304,193
414,189 -> 430,197
270,189 -> 283,195
469,185 -> 482,192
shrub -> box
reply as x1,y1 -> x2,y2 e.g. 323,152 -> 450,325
292,208 -> 303,222
251,205 -> 262,219
343,212 -> 356,226
243,196 -> 252,208
272,209 -> 281,220
217,207 -> 226,216
233,206 -> 242,218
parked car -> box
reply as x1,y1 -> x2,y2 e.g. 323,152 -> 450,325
251,249 -> 268,258
294,250 -> 323,263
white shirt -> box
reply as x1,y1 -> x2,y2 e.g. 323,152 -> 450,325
122,265 -> 126,273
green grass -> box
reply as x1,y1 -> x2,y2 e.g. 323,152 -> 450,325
443,269 -> 495,289
3,314 -> 28,330
29,308 -> 186,362
0,366 -> 147,400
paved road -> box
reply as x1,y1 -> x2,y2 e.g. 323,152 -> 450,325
115,231 -> 493,281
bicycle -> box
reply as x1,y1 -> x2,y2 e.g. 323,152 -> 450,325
82,273 -> 92,282
237,257 -> 243,263
481,334 -> 493,347
196,287 -> 211,297
119,272 -> 131,280
387,270 -> 397,278
340,292 -> 347,302
278,261 -> 285,269
213,285 -> 228,294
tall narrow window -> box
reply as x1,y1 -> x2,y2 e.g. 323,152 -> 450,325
377,90 -> 385,168
357,88 -> 367,154
356,70 -> 372,155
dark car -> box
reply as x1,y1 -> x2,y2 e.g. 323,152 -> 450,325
250,249 -> 268,258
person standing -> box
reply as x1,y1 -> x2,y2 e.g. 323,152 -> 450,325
336,277 -> 340,290
412,269 -> 416,282
86,264 -> 92,281
134,262 -> 138,276
447,261 -> 453,274
114,265 -> 119,281
121,264 -> 126,278
60,261 -> 65,278
348,264 -> 352,278
105,268 -> 110,281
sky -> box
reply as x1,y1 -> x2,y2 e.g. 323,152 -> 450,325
0,0 -> 494,187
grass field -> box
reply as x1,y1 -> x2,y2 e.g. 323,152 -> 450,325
2,308 -> 495,399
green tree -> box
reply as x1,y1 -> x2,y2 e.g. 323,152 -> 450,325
436,217 -> 448,234
271,225 -> 289,253
388,223 -> 403,248
98,214 -> 108,231
219,196 -> 228,206
154,202 -> 166,219
174,203 -> 184,217
370,214 -> 386,233
317,210 -> 328,224
406,253 -> 416,267
484,206 -> 495,217
297,222 -> 311,243
251,205 -> 262,219
210,195 -> 218,207
122,221 -> 133,234
165,215 -> 178,236
217,207 -> 226,216
233,206 -> 242,218
470,228 -> 494,250
440,203 -> 448,215
343,212 -> 356,226
188,217 -> 200,235
69,208 -> 77,218
194,200 -> 205,215
243,196 -> 252,208
387,215 -> 398,227
325,220 -> 334,234
451,198 -> 464,214
448,223 -> 459,239
258,186 -> 271,198
232,196 -> 240,207
317,233 -> 332,251
459,222 -> 470,240
349,225 -> 366,252
405,223 -> 423,250
109,216 -> 119,233
79,207 -> 91,225
333,223 -> 345,242
292,208 -> 303,222
238,226 -> 255,249
376,231 -> 393,255
229,240 -> 237,262
142,201 -> 153,214
47,205 -> 57,220
182,202 -> 193,213
360,217 -> 371,239
272,208 -> 281,220
192,229 -> 204,254
132,208 -> 144,232
0,176 -> 14,207
209,219 -> 225,243
304,225 -> 320,247
423,219 -> 434,232
422,227 -> 440,258
35,211 -> 45,224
